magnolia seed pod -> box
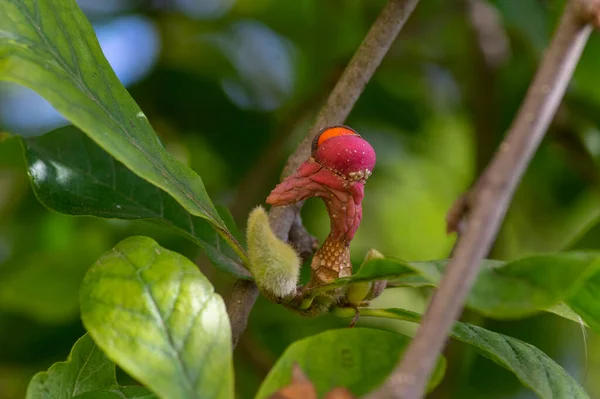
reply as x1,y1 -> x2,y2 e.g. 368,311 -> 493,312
267,126 -> 377,286
247,206 -> 301,298
312,125 -> 376,181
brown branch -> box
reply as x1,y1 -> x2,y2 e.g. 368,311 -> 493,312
465,0 -> 509,173
368,1 -> 596,398
225,279 -> 260,348
224,0 -> 421,349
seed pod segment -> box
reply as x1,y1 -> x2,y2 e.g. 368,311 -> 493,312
267,126 -> 376,286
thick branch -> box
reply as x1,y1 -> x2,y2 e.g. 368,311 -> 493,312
369,1 -> 594,398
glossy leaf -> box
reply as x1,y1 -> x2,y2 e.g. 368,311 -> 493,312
80,236 -> 234,399
21,126 -> 250,279
361,308 -> 588,399
0,0 -> 243,256
255,328 -> 446,399
26,333 -> 117,399
315,253 -> 600,322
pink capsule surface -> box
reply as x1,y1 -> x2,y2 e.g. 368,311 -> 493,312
313,135 -> 376,181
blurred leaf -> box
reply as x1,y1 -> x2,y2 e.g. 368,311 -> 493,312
80,236 -> 233,399
0,252 -> 87,323
316,253 -> 600,323
0,0 -> 245,257
546,302 -> 588,326
21,126 -> 250,279
73,387 -> 157,399
255,328 -> 446,399
460,253 -> 600,319
493,0 -> 550,51
365,308 -> 588,399
26,333 -> 117,399
567,271 -> 600,333
0,215 -> 109,324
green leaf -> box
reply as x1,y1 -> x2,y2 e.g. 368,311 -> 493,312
73,387 -> 157,399
80,236 -> 234,399
254,328 -> 446,399
462,253 -> 600,318
0,0 -> 244,259
316,253 -> 600,322
21,126 -> 250,279
360,308 -> 588,399
26,333 -> 117,399
566,271 -> 600,332
546,302 -> 588,327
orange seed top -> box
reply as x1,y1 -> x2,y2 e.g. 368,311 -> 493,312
312,125 -> 359,154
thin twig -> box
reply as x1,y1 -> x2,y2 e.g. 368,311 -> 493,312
224,0 -> 421,348
369,1 -> 595,398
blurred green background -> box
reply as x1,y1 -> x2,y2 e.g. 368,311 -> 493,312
2,0 -> 600,397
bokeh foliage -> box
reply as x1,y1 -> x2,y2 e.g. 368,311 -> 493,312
2,0 -> 600,398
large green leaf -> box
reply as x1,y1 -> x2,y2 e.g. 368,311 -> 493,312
0,0 -> 244,260
21,126 -> 250,279
27,333 -> 117,399
314,253 -> 600,322
254,328 -> 446,399
80,236 -> 233,399
360,308 -> 588,399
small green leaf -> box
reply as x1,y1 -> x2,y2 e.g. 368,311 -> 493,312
0,0 -> 242,256
360,308 -> 588,399
546,302 -> 588,326
318,253 -> 600,322
21,126 -> 250,279
463,253 -> 600,318
26,333 -> 117,399
247,206 -> 301,298
567,271 -> 600,332
254,328 -> 446,399
80,236 -> 234,399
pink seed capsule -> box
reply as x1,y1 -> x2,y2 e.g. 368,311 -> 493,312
312,127 -> 376,181
267,125 -> 376,286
